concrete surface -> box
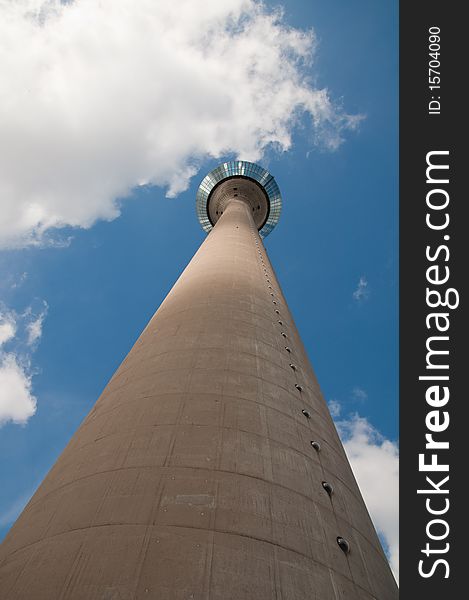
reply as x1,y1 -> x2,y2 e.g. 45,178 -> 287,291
0,196 -> 398,599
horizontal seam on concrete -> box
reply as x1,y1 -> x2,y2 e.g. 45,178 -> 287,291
145,314 -> 284,331
71,425 -> 359,501
101,367 -> 319,409
124,323 -> 300,360
121,339 -> 321,393
89,390 -> 333,438
115,345 -> 302,382
154,291 -> 286,306
150,296 -> 282,320
83,401 -> 347,474
27,465 -> 332,513
122,335 -> 303,371
0,520 -> 378,597
23,465 -> 384,556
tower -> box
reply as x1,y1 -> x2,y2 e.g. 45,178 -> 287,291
0,161 -> 398,599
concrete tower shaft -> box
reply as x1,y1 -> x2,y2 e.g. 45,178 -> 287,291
0,166 -> 398,599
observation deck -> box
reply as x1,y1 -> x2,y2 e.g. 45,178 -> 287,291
196,160 -> 282,238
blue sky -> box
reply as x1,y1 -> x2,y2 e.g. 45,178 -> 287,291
0,0 -> 398,578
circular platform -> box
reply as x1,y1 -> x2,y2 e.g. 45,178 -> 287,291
196,161 -> 282,238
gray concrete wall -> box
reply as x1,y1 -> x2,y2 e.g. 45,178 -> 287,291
0,198 -> 398,599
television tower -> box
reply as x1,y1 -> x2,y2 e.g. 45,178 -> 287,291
0,161 -> 398,599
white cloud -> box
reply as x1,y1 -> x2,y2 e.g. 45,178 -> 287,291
0,302 -> 46,427
328,399 -> 341,417
10,272 -> 28,290
337,414 -> 399,582
0,0 -> 361,248
26,316 -> 44,346
353,276 -> 369,301
0,311 -> 16,347
25,303 -> 48,346
0,354 -> 37,426
352,386 -> 368,402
